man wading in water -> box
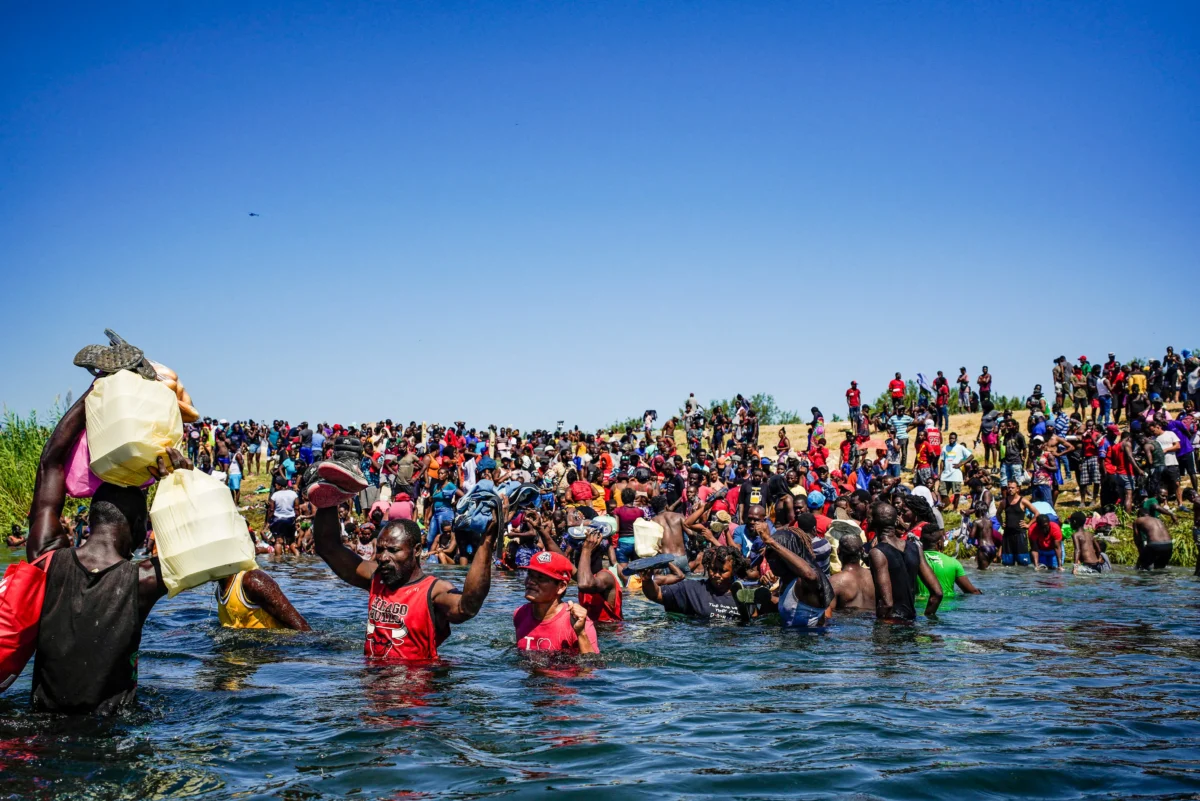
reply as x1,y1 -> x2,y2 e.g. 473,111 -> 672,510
26,391 -> 190,714
867,501 -> 942,621
312,489 -> 506,660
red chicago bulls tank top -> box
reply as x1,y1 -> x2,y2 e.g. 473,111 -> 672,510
365,573 -> 446,660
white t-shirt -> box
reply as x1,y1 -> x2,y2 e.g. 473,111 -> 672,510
271,489 -> 299,519
461,458 -> 477,492
1156,431 -> 1180,467
940,443 -> 972,483
211,470 -> 227,485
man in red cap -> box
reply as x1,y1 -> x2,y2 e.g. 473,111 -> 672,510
514,551 -> 598,653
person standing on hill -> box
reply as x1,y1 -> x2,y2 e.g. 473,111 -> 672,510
846,381 -> 862,429
956,368 -> 971,409
888,373 -> 907,414
932,371 -> 950,429
977,367 -> 993,406
887,408 -> 916,472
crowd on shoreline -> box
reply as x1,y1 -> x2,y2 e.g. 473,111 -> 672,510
9,342 -> 1200,715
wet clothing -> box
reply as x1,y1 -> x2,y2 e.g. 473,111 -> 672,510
216,570 -> 284,629
660,579 -> 740,621
778,574 -> 834,629
514,603 -> 599,653
32,549 -> 142,715
1137,541 -> 1173,570
917,551 -> 966,599
875,539 -> 921,621
365,573 -> 447,660
579,566 -> 623,622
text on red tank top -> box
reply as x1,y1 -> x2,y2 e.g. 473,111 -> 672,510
366,574 -> 439,660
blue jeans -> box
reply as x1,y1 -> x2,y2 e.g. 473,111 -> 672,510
1036,551 -> 1059,569
1000,463 -> 1024,486
1099,396 -> 1112,425
429,508 -> 454,547
1031,483 -> 1052,504
848,406 -> 861,426
936,405 -> 949,429
616,537 -> 637,564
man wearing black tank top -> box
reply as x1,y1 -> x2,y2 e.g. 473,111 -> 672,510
866,502 -> 941,621
26,389 -> 189,714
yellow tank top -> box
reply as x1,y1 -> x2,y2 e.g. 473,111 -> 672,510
216,570 -> 284,629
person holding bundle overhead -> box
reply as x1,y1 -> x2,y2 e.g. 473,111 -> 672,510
310,439 -> 506,660
17,330 -> 197,714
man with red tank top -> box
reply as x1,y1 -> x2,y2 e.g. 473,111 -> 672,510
1104,425 -> 1141,515
312,503 -> 504,661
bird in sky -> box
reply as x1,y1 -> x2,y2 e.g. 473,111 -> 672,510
248,212 -> 260,217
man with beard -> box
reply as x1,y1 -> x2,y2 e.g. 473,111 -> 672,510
312,498 -> 505,660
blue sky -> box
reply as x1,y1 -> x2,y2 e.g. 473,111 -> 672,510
2,1 -> 1197,429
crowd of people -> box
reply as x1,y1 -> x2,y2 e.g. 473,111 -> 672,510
11,343 -> 1200,715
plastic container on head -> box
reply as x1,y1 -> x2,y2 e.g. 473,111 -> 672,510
150,469 -> 258,597
85,371 -> 184,488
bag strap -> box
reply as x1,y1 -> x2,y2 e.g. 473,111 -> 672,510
31,548 -> 57,571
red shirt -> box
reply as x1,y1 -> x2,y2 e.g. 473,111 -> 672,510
889,379 -> 906,398
1029,521 -> 1063,552
365,574 -> 445,660
579,575 -> 623,622
514,603 -> 599,653
846,388 -> 861,406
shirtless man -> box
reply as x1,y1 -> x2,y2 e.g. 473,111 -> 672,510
1133,504 -> 1174,570
829,534 -> 874,610
1068,511 -> 1108,574
650,495 -> 689,572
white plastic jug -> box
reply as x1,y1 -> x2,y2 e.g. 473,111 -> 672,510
85,371 -> 184,487
633,518 -> 664,558
150,469 -> 258,597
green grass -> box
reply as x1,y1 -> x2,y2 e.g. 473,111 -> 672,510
939,502 -> 1196,567
0,408 -> 60,531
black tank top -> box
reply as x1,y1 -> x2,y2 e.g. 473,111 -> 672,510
32,549 -> 143,714
876,539 -> 921,621
1003,503 -> 1024,533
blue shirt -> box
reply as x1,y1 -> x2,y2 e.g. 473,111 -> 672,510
282,458 -> 296,479
889,415 -> 914,440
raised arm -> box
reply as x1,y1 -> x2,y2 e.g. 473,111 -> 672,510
313,506 -> 376,590
434,497 -> 507,624
760,530 -> 819,583
28,388 -> 90,560
575,531 -> 613,594
242,569 -> 312,630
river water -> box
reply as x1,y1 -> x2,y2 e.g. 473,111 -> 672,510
2,553 -> 1199,800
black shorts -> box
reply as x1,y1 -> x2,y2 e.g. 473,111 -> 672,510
1137,541 -> 1173,570
1162,465 -> 1181,495
269,518 -> 297,543
1179,451 -> 1197,479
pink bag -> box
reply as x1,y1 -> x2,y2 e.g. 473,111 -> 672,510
65,431 -> 153,498
65,431 -> 102,498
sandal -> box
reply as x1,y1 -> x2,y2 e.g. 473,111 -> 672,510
73,341 -> 149,378
104,328 -> 158,380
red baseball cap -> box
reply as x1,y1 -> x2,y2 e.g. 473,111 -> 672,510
526,551 -> 574,583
